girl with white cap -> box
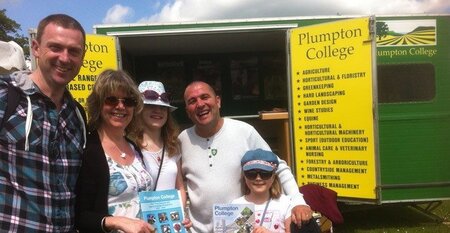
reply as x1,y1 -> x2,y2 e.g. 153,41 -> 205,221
133,81 -> 192,229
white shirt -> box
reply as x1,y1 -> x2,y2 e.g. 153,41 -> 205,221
142,148 -> 181,191
106,148 -> 153,218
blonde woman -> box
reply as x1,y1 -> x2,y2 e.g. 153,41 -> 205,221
76,69 -> 155,233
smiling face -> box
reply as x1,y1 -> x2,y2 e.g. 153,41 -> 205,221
32,22 -> 85,89
141,104 -> 169,130
100,90 -> 135,131
184,82 -> 222,136
244,169 -> 275,196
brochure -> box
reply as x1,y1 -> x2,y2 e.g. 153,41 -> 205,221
139,189 -> 186,233
213,203 -> 255,233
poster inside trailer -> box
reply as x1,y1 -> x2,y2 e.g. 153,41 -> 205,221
288,17 -> 378,199
68,34 -> 118,108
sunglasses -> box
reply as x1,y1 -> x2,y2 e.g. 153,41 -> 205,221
104,96 -> 138,107
143,90 -> 171,103
244,170 -> 274,180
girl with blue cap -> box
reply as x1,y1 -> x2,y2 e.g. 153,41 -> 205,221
232,149 -> 293,232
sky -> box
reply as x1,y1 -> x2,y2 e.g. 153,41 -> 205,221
2,0 -> 450,36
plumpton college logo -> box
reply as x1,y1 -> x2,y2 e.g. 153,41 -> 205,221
376,19 -> 436,47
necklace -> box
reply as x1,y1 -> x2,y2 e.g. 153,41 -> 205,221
99,129 -> 128,159
143,141 -> 163,163
115,143 -> 127,159
151,148 -> 163,163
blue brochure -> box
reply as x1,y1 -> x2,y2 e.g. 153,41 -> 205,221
139,189 -> 186,233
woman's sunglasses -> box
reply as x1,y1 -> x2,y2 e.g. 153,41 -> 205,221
244,170 -> 274,180
143,90 -> 171,103
104,96 -> 138,107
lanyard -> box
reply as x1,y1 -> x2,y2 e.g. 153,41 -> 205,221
259,198 -> 271,226
153,143 -> 165,191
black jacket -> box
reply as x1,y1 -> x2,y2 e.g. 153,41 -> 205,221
75,130 -> 144,233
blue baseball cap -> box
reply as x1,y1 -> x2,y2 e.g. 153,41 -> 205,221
241,149 -> 279,172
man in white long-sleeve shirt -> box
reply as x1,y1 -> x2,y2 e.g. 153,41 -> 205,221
179,81 -> 312,232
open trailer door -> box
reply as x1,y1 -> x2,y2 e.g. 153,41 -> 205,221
287,16 -> 380,202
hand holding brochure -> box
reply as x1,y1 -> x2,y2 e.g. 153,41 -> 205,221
213,203 -> 255,233
139,189 -> 186,233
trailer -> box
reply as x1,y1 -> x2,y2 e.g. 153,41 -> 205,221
90,15 -> 450,207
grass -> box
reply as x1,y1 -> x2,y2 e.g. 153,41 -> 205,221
333,200 -> 450,232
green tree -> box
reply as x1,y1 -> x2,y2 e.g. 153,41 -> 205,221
376,21 -> 389,40
0,9 -> 29,55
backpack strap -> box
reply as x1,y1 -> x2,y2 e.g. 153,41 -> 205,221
74,100 -> 87,149
74,101 -> 87,128
0,83 -> 21,129
0,82 -> 88,149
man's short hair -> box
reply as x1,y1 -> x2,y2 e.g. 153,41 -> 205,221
36,14 -> 86,44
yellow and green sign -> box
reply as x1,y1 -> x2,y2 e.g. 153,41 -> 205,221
289,17 -> 378,199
